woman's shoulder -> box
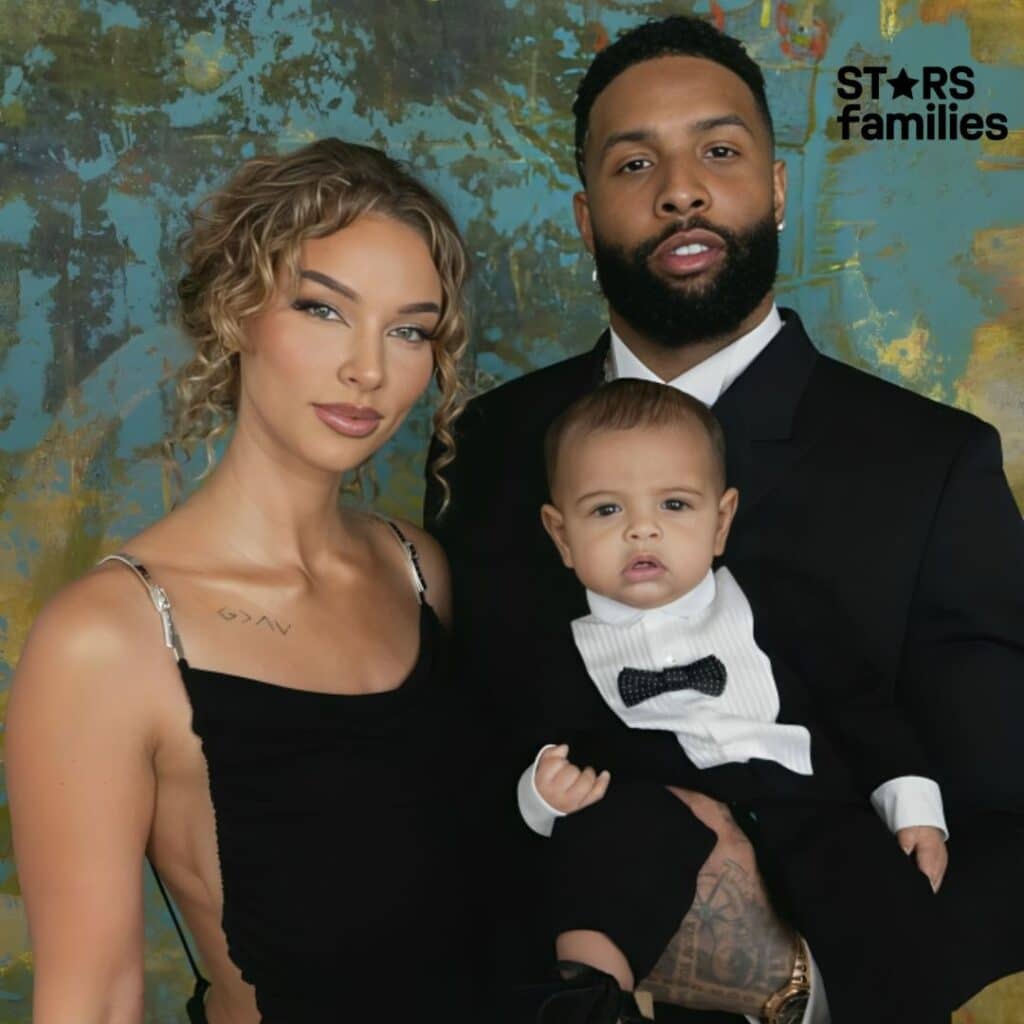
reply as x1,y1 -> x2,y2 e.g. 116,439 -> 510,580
13,548 -> 177,703
373,514 -> 452,627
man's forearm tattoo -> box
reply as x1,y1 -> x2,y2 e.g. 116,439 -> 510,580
217,607 -> 292,635
639,856 -> 795,1014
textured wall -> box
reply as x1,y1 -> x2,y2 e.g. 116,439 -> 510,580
0,1 -> 1021,1019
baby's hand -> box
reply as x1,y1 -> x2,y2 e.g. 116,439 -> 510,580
897,825 -> 948,893
535,744 -> 610,815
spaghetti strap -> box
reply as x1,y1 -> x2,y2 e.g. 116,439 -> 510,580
97,553 -> 185,661
150,860 -> 210,1012
95,554 -> 209,1011
375,516 -> 428,601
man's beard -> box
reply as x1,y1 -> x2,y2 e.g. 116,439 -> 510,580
592,213 -> 779,348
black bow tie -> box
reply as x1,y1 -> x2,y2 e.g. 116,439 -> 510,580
617,656 -> 727,708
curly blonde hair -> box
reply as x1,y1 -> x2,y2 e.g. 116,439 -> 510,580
168,138 -> 470,511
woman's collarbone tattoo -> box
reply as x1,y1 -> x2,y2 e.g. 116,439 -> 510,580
216,606 -> 293,636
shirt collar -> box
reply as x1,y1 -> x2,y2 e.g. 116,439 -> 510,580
608,304 -> 783,406
585,569 -> 718,625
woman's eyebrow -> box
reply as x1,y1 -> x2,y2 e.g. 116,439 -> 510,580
299,269 -> 357,300
397,301 -> 441,315
299,270 -> 440,315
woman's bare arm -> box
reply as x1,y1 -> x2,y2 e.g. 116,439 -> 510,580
7,574 -> 162,1024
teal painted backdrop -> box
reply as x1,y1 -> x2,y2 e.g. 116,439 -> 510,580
1,1 -> 1021,1019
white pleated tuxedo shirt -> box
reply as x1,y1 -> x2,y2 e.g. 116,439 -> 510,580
518,568 -> 945,841
575,568 -> 813,774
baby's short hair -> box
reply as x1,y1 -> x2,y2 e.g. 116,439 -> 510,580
544,379 -> 727,497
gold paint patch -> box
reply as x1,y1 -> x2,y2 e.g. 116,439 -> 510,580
0,100 -> 26,128
0,896 -> 28,952
954,227 -> 1024,505
978,129 -> 1024,171
973,225 -> 1024,291
871,320 -> 949,402
920,0 -> 1024,65
956,323 -> 1024,504
181,31 -> 231,92
954,971 -> 1024,1023
0,419 -> 131,674
880,0 -> 917,41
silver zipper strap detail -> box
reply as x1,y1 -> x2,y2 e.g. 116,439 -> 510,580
96,553 -> 185,662
374,515 -> 427,598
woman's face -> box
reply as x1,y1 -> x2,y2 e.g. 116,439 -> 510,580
236,213 -> 442,476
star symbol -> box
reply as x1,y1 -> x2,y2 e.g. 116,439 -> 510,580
888,68 -> 918,99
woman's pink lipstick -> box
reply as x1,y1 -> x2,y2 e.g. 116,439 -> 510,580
313,402 -> 383,438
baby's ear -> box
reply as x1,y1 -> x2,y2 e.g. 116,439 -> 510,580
714,487 -> 739,556
540,504 -> 574,569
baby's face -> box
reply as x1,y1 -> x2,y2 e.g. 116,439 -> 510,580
542,422 -> 737,609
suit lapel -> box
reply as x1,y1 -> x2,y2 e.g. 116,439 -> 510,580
580,329 -> 611,392
710,309 -> 820,522
523,331 -> 611,621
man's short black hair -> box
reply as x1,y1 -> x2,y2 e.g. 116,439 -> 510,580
572,14 -> 774,183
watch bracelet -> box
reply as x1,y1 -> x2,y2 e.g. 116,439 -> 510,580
760,934 -> 811,1024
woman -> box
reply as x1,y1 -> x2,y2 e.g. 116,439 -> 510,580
7,139 -> 481,1023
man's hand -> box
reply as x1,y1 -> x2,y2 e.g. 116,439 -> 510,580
896,825 -> 948,893
637,786 -> 797,1014
535,744 -> 610,814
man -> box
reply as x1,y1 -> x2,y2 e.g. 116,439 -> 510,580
426,15 -> 1024,1023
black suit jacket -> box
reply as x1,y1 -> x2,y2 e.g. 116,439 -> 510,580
426,308 -> 1024,814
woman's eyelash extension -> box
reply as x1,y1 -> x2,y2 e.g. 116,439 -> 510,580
293,299 -> 334,315
391,325 -> 437,343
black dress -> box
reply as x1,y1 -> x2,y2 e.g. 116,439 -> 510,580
103,521 -> 482,1023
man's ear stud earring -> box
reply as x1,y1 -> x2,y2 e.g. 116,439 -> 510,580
777,219 -> 786,232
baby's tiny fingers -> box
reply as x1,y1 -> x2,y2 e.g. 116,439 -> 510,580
564,766 -> 599,805
538,753 -> 577,784
577,770 -> 611,810
538,744 -> 570,768
549,762 -> 582,791
914,842 -> 948,894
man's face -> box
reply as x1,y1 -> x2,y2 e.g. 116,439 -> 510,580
574,56 -> 787,347
541,423 -> 738,609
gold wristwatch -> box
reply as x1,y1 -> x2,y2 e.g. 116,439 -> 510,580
760,934 -> 811,1024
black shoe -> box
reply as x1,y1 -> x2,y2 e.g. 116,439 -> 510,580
534,961 -> 635,1024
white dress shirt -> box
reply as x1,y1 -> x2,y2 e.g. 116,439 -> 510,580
608,304 -> 782,403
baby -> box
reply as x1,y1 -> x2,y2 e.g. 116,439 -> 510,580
519,379 -> 950,1021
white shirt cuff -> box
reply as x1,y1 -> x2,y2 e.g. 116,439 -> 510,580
804,943 -> 829,1024
743,939 -> 830,1024
516,744 -> 566,838
870,776 -> 949,839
